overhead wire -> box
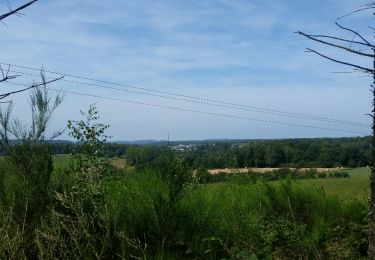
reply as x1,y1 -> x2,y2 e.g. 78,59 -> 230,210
3,81 -> 370,136
5,69 -> 371,128
0,61 -> 370,128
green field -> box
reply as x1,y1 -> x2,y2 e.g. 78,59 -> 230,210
0,155 -> 369,258
52,154 -> 371,201
53,154 -> 128,170
302,168 -> 370,201
53,154 -> 71,168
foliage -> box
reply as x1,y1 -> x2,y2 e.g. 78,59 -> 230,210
35,104 -> 114,259
0,80 -> 64,258
0,153 -> 370,259
195,166 -> 211,184
106,173 -> 368,259
155,152 -> 193,206
0,75 -> 64,146
1,143 -> 53,223
118,137 -> 372,169
67,104 -> 110,176
18,136 -> 372,168
0,82 -> 63,216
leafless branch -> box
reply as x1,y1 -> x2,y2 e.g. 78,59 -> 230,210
305,34 -> 375,48
0,65 -> 20,83
338,5 -> 375,19
335,22 -> 372,46
0,76 -> 64,100
331,71 -> 354,74
0,0 -> 38,21
297,31 -> 374,57
363,2 -> 375,7
305,48 -> 375,73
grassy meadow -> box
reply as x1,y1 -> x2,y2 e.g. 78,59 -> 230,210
103,165 -> 369,259
0,153 -> 369,259
302,167 -> 370,201
52,154 -> 71,168
53,154 -> 371,202
53,154 -> 371,203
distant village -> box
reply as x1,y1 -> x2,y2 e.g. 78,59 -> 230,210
171,144 -> 196,151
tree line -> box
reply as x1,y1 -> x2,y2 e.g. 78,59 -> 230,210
19,136 -> 370,169
169,137 -> 371,169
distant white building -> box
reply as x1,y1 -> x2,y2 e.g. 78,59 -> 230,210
172,144 -> 195,151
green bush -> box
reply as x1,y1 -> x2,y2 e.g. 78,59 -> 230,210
317,172 -> 327,178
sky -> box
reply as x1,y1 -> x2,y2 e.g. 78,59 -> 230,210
0,0 -> 373,141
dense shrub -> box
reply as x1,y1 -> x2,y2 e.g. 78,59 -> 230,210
0,103 -> 367,258
0,158 -> 368,259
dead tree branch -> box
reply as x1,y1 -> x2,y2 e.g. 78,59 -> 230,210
0,76 -> 64,100
0,0 -> 38,21
335,22 -> 371,46
0,65 -> 20,83
338,4 -> 375,19
297,31 -> 374,57
305,48 -> 375,73
304,34 -> 375,48
299,3 -> 375,256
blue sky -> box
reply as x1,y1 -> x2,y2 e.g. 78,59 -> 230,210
0,0 -> 373,140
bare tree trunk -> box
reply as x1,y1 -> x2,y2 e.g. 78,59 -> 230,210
370,51 -> 375,260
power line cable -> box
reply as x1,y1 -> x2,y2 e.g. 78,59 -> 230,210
0,61 -> 369,128
3,81 -> 370,135
7,69 -> 371,128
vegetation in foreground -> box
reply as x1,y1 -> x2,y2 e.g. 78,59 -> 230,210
0,156 -> 369,259
0,93 -> 370,258
0,139 -> 370,258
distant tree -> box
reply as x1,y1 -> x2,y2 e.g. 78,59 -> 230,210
253,144 -> 266,167
297,2 -> 375,257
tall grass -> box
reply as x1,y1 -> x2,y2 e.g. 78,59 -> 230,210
105,169 -> 367,259
0,155 -> 369,258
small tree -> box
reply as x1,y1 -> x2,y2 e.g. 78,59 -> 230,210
0,72 -> 64,146
35,105 -> 113,259
67,104 -> 110,179
0,73 -> 64,227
